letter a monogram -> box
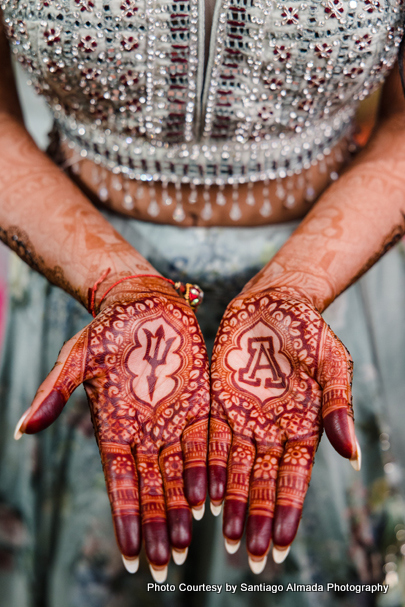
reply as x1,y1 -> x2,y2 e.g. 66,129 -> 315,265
143,325 -> 176,399
238,337 -> 286,389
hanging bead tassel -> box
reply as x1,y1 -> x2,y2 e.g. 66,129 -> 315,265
111,176 -> 123,192
275,178 -> 286,201
334,148 -> 344,164
92,166 -> 100,186
98,168 -> 109,202
162,180 -> 172,206
297,172 -> 305,191
188,183 -> 198,204
173,182 -> 185,222
136,184 -> 145,200
260,179 -> 272,217
71,162 -> 81,176
246,182 -> 255,206
147,182 -> 160,217
304,169 -> 316,203
201,186 -> 213,220
229,184 -> 242,221
284,175 -> 296,209
216,184 -> 226,206
123,178 -> 135,210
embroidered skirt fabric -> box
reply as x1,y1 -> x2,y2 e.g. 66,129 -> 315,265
0,214 -> 405,607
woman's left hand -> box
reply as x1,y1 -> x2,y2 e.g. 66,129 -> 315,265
209,287 -> 360,572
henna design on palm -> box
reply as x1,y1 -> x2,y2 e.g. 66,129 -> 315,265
209,288 -> 359,571
14,279 -> 209,579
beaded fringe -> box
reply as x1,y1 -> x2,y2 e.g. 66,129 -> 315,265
68,143 -> 353,222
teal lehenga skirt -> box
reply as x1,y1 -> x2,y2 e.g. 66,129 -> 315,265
0,212 -> 405,607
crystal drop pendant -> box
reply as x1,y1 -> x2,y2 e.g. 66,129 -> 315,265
246,183 -> 255,206
147,199 -> 160,217
319,161 -> 327,174
246,192 -> 255,206
123,193 -> 134,210
189,185 -> 198,204
172,183 -> 185,221
147,184 -> 160,217
229,184 -> 241,220
71,162 -> 81,176
112,176 -> 122,191
260,199 -> 272,217
173,203 -> 186,222
334,149 -> 344,163
201,201 -> 213,221
305,186 -> 316,202
216,185 -> 226,206
162,181 -> 172,206
284,194 -> 295,208
276,183 -> 285,200
136,185 -> 145,199
229,201 -> 242,221
98,185 -> 109,202
92,167 -> 100,184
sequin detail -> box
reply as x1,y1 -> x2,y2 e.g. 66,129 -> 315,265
2,0 -> 403,187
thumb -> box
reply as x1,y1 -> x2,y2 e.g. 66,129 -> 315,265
14,328 -> 88,438
319,325 -> 361,470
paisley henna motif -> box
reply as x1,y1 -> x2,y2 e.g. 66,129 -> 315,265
209,288 -> 357,566
15,278 -> 210,576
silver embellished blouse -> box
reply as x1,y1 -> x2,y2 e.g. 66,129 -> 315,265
1,0 -> 404,186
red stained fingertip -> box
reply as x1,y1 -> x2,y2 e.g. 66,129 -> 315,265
223,499 -> 247,542
184,467 -> 207,507
115,514 -> 142,558
323,409 -> 357,460
167,508 -> 192,550
24,389 -> 66,434
246,515 -> 272,558
143,521 -> 170,567
208,465 -> 227,503
272,505 -> 301,547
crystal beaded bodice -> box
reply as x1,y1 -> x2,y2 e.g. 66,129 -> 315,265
2,0 -> 404,185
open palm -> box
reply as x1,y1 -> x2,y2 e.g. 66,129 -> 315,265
15,278 -> 210,581
209,288 -> 359,572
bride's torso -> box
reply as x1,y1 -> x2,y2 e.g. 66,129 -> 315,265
2,0 -> 403,225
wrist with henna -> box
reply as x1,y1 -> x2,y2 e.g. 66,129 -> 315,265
209,288 -> 360,572
14,274 -> 210,581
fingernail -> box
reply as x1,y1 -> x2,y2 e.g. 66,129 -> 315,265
273,545 -> 291,564
192,503 -> 205,521
350,438 -> 361,471
248,555 -> 267,574
172,547 -> 188,565
210,502 -> 223,517
14,410 -> 30,441
122,555 -> 139,573
224,538 -> 240,555
149,564 -> 168,583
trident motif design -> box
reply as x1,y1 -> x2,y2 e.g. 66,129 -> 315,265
143,325 -> 176,399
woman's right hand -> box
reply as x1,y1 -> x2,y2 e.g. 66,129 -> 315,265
14,276 -> 210,582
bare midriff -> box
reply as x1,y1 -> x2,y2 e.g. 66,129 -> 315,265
62,137 -> 351,228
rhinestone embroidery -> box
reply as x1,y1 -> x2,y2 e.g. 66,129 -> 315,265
1,0 -> 403,217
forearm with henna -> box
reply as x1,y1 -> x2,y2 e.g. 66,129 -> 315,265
245,71 -> 405,312
0,116 -> 158,306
